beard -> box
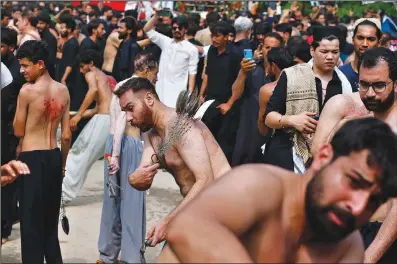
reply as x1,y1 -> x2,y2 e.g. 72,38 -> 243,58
61,31 -> 69,38
305,167 -> 356,243
118,32 -> 126,39
362,89 -> 395,113
130,103 -> 153,132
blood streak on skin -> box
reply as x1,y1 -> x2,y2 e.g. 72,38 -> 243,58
42,99 -> 64,148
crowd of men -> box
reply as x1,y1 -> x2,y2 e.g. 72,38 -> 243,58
1,1 -> 397,263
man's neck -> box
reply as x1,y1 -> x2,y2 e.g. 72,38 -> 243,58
185,35 -> 193,40
123,34 -> 131,42
313,64 -> 333,80
89,34 -> 97,43
234,33 -> 246,43
217,44 -> 227,55
22,26 -> 36,34
352,53 -> 360,73
174,37 -> 184,43
152,104 -> 174,136
374,102 -> 397,133
33,71 -> 51,84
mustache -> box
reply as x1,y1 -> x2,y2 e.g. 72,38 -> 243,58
327,205 -> 355,229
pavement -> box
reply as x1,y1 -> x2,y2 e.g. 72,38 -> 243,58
1,160 -> 182,263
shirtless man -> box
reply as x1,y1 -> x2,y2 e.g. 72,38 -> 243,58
166,117 -> 397,263
16,10 -> 41,46
102,31 -> 122,75
312,47 -> 397,263
14,40 -> 71,263
62,50 -> 113,203
115,77 -> 231,248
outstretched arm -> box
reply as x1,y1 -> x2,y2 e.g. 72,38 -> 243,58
167,165 -> 284,262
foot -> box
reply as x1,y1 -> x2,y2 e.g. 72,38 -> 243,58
2,238 -> 8,244
96,260 -> 104,264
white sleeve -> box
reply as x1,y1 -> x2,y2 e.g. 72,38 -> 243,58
146,29 -> 171,50
1,62 -> 13,89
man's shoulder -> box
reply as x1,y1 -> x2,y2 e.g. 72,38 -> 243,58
338,62 -> 353,72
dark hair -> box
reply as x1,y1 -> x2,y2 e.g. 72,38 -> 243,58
206,11 -> 220,26
187,21 -> 199,36
101,6 -> 112,15
21,9 -> 38,27
36,11 -> 51,24
353,20 -> 382,41
16,40 -> 49,67
120,16 -> 137,32
172,16 -> 188,30
380,32 -> 392,46
1,8 -> 11,18
125,9 -> 138,20
134,51 -> 159,72
156,24 -> 173,38
210,20 -> 230,36
359,47 -> 397,82
87,19 -> 102,36
337,24 -> 348,40
59,14 -> 76,31
311,35 -> 339,50
1,27 -> 18,47
78,50 -> 103,68
287,36 -> 312,62
188,13 -> 200,26
331,117 -> 397,199
264,32 -> 284,46
254,22 -> 272,35
114,77 -> 158,99
274,23 -> 292,35
267,48 -> 294,70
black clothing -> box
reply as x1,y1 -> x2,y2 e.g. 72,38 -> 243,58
58,37 -> 79,89
360,221 -> 397,264
112,37 -> 141,82
187,38 -> 204,92
202,43 -> 242,163
205,43 -> 242,103
40,28 -> 57,79
79,36 -> 101,53
144,43 -> 162,62
233,38 -> 251,55
263,70 -> 344,171
19,148 -> 63,264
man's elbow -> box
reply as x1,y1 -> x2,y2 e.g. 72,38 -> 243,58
13,124 -> 24,138
61,131 -> 72,145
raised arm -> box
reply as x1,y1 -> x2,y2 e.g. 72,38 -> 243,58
167,164 -> 284,262
188,46 -> 199,92
60,91 -> 72,175
258,83 -> 273,136
13,85 -> 30,138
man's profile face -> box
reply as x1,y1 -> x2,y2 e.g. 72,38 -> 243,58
312,39 -> 340,72
353,25 -> 379,58
60,23 -> 70,38
1,42 -> 10,57
211,32 -> 228,48
359,60 -> 396,113
118,22 -> 129,39
36,20 -> 47,33
119,89 -> 152,132
16,16 -> 27,31
79,63 -> 91,75
306,148 -> 383,243
145,66 -> 159,86
96,23 -> 106,39
19,58 -> 42,82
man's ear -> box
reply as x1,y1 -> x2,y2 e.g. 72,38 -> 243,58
144,92 -> 155,107
311,143 -> 334,172
310,46 -> 315,57
37,60 -> 46,70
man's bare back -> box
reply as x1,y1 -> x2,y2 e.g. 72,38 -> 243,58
15,78 -> 70,151
88,69 -> 112,115
102,31 -> 121,73
148,117 -> 230,196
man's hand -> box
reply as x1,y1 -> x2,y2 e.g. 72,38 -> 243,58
153,7 -> 163,17
108,156 -> 120,175
199,95 -> 205,105
147,219 -> 169,246
217,103 -> 232,115
70,114 -> 82,131
254,45 -> 263,60
1,160 -> 30,186
288,112 -> 318,134
241,58 -> 256,73
61,79 -> 67,86
128,163 -> 160,190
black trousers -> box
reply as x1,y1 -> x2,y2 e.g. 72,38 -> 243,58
201,100 -> 240,164
19,148 -> 63,264
360,221 -> 397,264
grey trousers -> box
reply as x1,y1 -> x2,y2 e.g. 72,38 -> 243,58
98,134 -> 146,263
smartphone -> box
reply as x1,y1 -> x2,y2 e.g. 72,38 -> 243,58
313,116 -> 320,121
244,49 -> 253,60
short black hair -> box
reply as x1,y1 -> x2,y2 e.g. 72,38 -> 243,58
330,117 -> 397,199
206,11 -> 220,26
87,19 -> 102,36
101,6 -> 112,15
264,32 -> 284,46
287,36 -> 312,62
172,16 -> 188,30
187,21 -> 199,36
120,16 -> 137,32
78,50 -> 103,68
210,20 -> 230,36
254,22 -> 272,35
311,35 -> 339,50
359,47 -> 397,82
380,32 -> 392,46
267,48 -> 294,70
353,20 -> 382,41
59,14 -> 76,31
36,11 -> 51,24
1,8 -> 11,18
156,24 -> 173,38
134,51 -> 159,73
16,40 -> 49,67
114,77 -> 158,99
124,9 -> 138,20
1,27 -> 18,47
274,23 -> 292,35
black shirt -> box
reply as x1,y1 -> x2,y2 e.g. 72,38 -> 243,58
233,38 -> 251,56
206,43 -> 242,103
79,37 -> 100,53
112,37 -> 141,82
40,28 -> 57,66
187,38 -> 204,91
